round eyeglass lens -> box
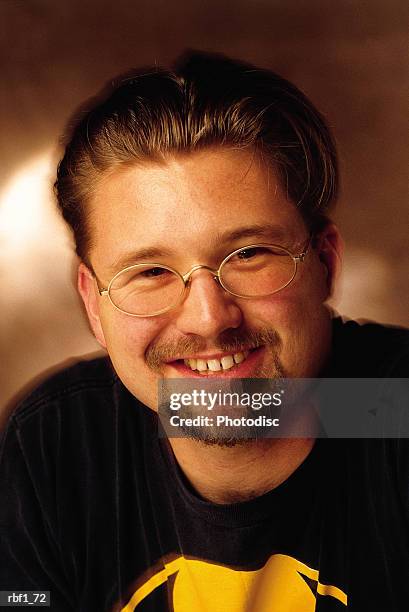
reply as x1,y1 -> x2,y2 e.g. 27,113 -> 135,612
220,245 -> 296,297
108,264 -> 185,315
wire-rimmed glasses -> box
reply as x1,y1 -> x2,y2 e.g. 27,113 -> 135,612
96,236 -> 312,317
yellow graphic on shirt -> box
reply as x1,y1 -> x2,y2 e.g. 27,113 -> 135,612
121,553 -> 347,611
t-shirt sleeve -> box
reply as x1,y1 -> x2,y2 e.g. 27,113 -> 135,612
0,417 -> 75,611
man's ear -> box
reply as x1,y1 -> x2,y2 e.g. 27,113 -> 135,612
77,263 -> 107,348
315,223 -> 343,298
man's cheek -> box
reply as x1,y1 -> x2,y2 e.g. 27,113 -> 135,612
99,314 -> 151,352
250,294 -> 304,327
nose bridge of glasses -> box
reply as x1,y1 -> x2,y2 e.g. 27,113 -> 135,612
182,264 -> 220,285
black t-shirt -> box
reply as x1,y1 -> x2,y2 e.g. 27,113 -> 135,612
0,318 -> 408,611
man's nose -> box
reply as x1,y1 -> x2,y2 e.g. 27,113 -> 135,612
173,269 -> 243,339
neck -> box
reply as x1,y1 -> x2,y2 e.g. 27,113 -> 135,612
168,437 -> 316,504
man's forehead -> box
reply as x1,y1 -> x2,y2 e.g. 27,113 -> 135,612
88,149 -> 306,273
94,147 -> 280,204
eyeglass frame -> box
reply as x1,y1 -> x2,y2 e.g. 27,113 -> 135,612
95,234 -> 313,318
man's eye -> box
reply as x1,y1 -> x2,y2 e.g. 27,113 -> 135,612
139,267 -> 168,278
234,246 -> 287,262
237,247 -> 260,260
236,247 -> 273,261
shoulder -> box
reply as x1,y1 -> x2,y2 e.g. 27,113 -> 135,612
2,356 -> 153,455
330,316 -> 409,376
1,356 -> 155,493
8,356 -> 119,427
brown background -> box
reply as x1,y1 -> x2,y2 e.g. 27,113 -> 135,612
1,0 -> 408,423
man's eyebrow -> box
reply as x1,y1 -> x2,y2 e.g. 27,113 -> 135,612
214,224 -> 293,244
108,247 -> 173,275
107,224 -> 294,276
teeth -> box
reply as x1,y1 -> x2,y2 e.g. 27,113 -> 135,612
207,359 -> 221,372
183,351 -> 251,373
196,359 -> 208,371
184,358 -> 197,370
221,355 -> 234,370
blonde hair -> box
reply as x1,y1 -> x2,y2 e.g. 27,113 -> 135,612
55,51 -> 338,266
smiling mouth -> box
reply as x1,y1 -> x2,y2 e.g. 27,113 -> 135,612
179,350 -> 251,374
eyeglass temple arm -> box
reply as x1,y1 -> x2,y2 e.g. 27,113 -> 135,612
92,273 -> 108,296
293,233 -> 314,263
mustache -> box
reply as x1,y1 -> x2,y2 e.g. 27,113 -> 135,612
145,327 -> 282,372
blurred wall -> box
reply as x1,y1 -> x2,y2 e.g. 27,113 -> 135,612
1,0 -> 408,423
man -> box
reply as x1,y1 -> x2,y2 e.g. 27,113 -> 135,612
1,51 -> 408,611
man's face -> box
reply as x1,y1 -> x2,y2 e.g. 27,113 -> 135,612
80,148 -> 333,411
